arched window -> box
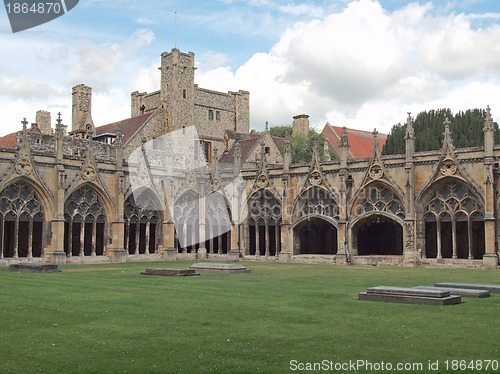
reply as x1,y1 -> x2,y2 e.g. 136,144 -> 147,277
0,181 -> 45,258
354,184 -> 405,219
424,182 -> 484,259
174,192 -> 199,253
205,192 -> 231,254
293,186 -> 339,221
246,190 -> 281,256
124,191 -> 163,255
64,186 -> 106,256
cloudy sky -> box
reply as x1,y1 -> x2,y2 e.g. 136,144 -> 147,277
1,0 -> 500,137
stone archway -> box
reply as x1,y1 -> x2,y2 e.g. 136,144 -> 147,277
0,181 -> 45,258
124,190 -> 163,255
423,181 -> 485,259
245,189 -> 281,257
174,191 -> 200,253
64,185 -> 107,257
293,217 -> 338,255
352,214 -> 403,256
205,192 -> 231,254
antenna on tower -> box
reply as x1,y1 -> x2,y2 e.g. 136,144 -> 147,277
174,11 -> 177,49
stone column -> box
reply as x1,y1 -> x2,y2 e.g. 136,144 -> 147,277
482,106 -> 498,269
0,218 -> 4,259
145,221 -> 150,254
67,218 -> 73,257
79,222 -> 85,256
27,218 -> 33,258
91,220 -> 97,256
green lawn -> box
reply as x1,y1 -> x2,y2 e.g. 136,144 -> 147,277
0,262 -> 499,373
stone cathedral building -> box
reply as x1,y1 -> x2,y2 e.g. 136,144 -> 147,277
0,48 -> 498,269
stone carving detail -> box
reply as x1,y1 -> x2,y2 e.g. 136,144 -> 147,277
309,170 -> 322,186
355,185 -> 405,219
257,174 -> 269,189
294,186 -> 339,221
369,164 -> 383,180
15,159 -> 32,176
211,178 -> 221,192
405,221 -> 414,250
0,181 -> 44,219
138,171 -> 150,186
82,166 -> 97,182
440,159 -> 457,176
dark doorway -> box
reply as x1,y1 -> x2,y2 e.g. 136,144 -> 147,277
294,217 -> 337,255
356,215 -> 403,255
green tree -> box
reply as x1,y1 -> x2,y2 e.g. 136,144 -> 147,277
290,129 -> 336,163
382,108 -> 500,155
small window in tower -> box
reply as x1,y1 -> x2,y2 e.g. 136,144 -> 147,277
208,110 -> 213,120
183,89 -> 187,99
216,111 -> 221,121
265,147 -> 270,155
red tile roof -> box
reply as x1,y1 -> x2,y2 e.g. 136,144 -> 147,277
95,112 -> 153,144
0,132 -> 18,149
0,124 -> 43,149
322,123 -> 387,159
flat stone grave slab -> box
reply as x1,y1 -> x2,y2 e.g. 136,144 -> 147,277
189,263 -> 251,274
7,263 -> 61,273
358,286 -> 461,306
413,286 -> 490,298
141,268 -> 199,276
435,282 -> 500,294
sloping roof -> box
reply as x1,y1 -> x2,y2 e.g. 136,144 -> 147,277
219,136 -> 261,165
95,112 -> 153,144
0,132 -> 18,149
0,124 -> 43,149
322,123 -> 387,159
219,133 -> 284,165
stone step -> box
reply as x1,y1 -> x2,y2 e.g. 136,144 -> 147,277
189,263 -> 251,274
141,268 -> 199,276
435,282 -> 500,293
359,292 -> 461,305
413,286 -> 490,298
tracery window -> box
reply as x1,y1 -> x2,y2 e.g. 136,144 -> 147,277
64,186 -> 106,256
294,186 -> 339,221
0,181 -> 44,258
246,189 -> 281,256
124,191 -> 162,255
354,185 -> 405,219
174,192 -> 199,253
205,192 -> 231,254
424,182 -> 484,259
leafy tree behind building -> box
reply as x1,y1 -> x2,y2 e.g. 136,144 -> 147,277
382,108 -> 500,155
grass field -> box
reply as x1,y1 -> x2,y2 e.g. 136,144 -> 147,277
0,261 -> 499,373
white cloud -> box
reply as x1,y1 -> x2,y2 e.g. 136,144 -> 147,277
197,0 -> 500,132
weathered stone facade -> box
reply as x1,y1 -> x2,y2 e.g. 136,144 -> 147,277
0,49 -> 498,270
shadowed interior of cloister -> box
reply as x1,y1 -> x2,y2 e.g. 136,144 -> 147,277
293,217 -> 337,255
352,214 -> 403,256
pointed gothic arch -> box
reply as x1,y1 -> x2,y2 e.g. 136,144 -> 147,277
244,188 -> 281,257
420,178 -> 485,259
291,185 -> 339,255
64,184 -> 108,257
124,188 -> 164,255
205,191 -> 232,254
0,180 -> 46,258
174,190 -> 200,253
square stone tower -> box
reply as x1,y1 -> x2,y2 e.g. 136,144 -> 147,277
71,84 -> 95,137
160,48 -> 196,131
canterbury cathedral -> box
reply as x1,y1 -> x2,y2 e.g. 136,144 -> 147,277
0,48 -> 498,269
